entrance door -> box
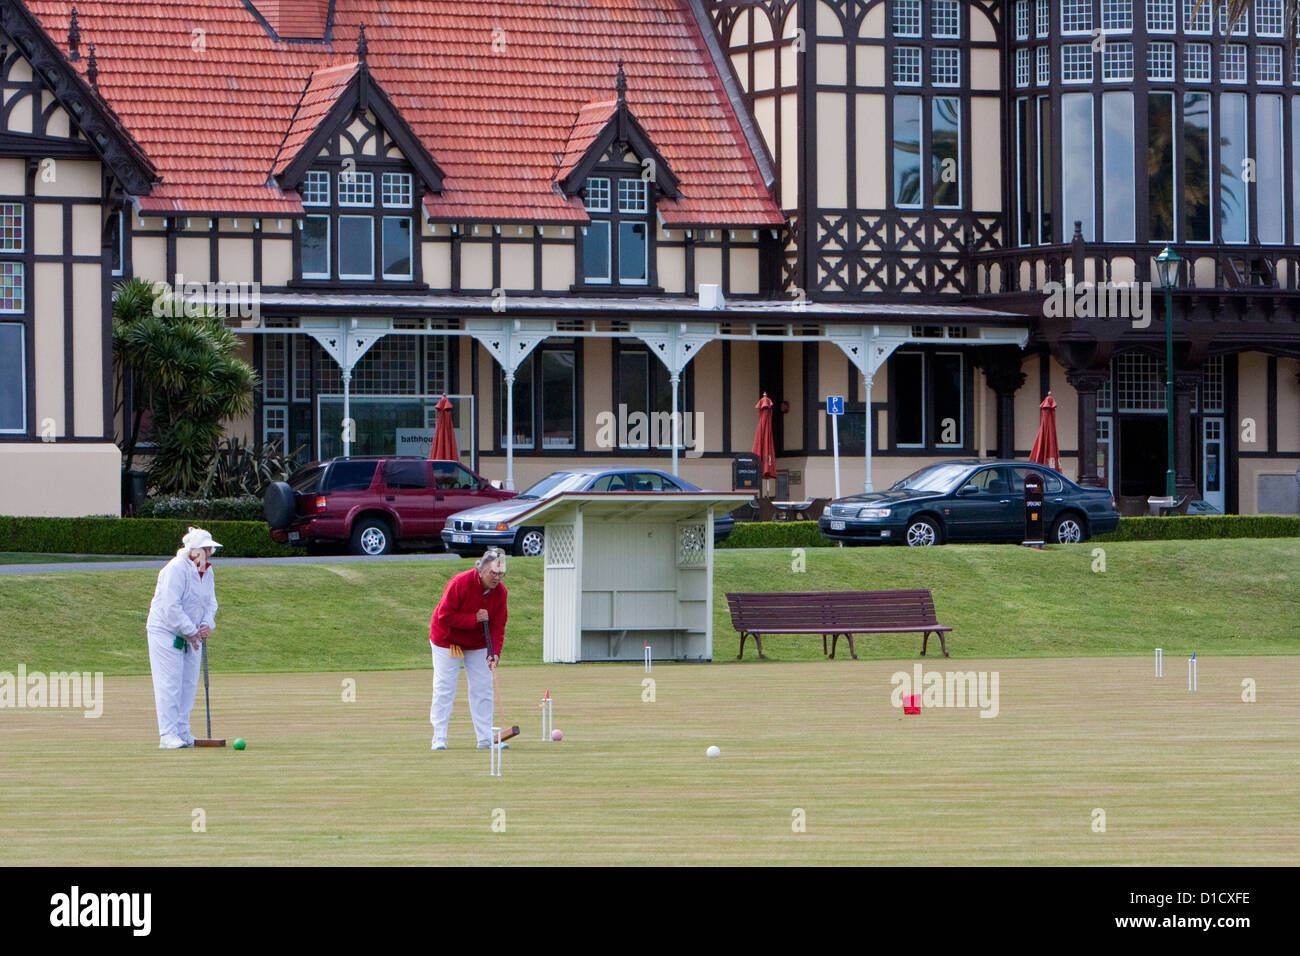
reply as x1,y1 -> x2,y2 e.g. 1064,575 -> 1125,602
1202,417 -> 1225,512
1118,417 -> 1167,497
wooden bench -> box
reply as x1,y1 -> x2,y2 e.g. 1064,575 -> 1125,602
725,590 -> 953,660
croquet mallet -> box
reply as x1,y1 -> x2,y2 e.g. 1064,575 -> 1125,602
194,639 -> 226,747
483,620 -> 519,744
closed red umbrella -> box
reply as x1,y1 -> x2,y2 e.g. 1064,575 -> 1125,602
1029,391 -> 1061,473
430,394 -> 458,461
752,392 -> 777,483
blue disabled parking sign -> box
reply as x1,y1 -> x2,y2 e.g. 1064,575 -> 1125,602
827,395 -> 844,416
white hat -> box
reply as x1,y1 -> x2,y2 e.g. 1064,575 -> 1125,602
182,527 -> 222,551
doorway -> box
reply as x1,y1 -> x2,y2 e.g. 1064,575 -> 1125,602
1118,417 -> 1167,497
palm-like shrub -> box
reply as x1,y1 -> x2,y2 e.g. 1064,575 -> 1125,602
112,277 -> 259,495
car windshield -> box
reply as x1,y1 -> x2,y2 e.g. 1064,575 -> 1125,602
888,463 -> 973,494
517,472 -> 595,499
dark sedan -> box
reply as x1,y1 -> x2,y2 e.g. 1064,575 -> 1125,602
818,459 -> 1120,546
442,467 -> 736,557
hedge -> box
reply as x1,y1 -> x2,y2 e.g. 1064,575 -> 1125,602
1093,514 -> 1299,542
718,514 -> 1298,549
137,496 -> 264,521
0,517 -> 301,558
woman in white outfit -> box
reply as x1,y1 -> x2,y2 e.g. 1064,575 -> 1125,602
146,528 -> 221,748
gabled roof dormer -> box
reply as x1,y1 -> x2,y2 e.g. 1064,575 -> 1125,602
272,26 -> 444,196
556,62 -> 678,201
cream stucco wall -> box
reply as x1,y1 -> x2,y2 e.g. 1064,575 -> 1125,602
0,444 -> 121,516
1275,357 -> 1300,453
541,241 -> 574,291
583,337 -> 613,449
460,241 -> 493,290
1237,352 -> 1269,454
500,242 -> 534,292
72,262 -> 103,437
693,341 -> 724,453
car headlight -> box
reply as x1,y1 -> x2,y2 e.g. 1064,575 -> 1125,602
474,520 -> 496,530
857,507 -> 891,519
821,505 -> 832,519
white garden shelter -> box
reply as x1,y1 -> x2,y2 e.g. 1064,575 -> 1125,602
506,492 -> 752,663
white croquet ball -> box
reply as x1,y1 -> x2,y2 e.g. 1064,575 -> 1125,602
706,745 -> 721,759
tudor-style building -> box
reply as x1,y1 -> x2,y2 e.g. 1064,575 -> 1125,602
0,0 -> 1296,519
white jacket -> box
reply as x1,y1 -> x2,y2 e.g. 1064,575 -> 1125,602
146,553 -> 218,639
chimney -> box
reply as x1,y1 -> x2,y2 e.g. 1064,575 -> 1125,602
254,1 -> 330,40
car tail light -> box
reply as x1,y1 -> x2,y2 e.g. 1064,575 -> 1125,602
1110,496 -> 1117,511
315,495 -> 328,512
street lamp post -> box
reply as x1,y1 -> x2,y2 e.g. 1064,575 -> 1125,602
1154,246 -> 1183,498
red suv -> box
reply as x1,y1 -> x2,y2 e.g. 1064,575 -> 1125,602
264,457 -> 516,555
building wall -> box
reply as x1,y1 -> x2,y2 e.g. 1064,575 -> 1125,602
0,33 -> 121,517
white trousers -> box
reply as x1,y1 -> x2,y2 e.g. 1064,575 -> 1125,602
429,643 -> 493,746
146,627 -> 202,739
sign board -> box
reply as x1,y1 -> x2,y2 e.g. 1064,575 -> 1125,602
733,456 -> 759,491
1022,472 -> 1045,546
827,395 -> 845,416
396,428 -> 437,456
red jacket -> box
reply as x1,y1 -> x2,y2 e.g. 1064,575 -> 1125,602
429,568 -> 507,658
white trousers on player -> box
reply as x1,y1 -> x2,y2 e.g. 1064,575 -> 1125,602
429,643 -> 494,746
146,627 -> 202,739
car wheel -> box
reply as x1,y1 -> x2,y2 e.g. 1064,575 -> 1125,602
904,517 -> 941,547
515,528 -> 544,557
1051,512 -> 1087,544
349,519 -> 394,556
263,481 -> 296,530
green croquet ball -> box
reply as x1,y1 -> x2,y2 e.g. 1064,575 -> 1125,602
233,738 -> 246,750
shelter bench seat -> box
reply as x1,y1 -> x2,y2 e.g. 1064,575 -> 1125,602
725,590 -> 953,660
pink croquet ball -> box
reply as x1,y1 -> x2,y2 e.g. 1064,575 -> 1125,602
551,729 -> 563,741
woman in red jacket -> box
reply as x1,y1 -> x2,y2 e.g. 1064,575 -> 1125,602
429,549 -> 508,750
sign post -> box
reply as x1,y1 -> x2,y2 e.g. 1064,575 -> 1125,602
1022,471 -> 1045,547
827,396 -> 844,499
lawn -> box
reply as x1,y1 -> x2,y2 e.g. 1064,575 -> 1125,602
0,658 -> 1294,865
0,539 -> 1295,675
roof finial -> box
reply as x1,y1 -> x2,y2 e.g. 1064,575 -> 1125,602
68,7 -> 81,62
357,23 -> 368,65
86,43 -> 98,88
616,58 -> 626,109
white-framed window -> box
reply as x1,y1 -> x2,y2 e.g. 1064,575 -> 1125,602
1147,42 -> 1176,80
1294,46 -> 1300,84
1147,0 -> 1176,32
1062,0 -> 1093,34
338,215 -> 374,279
263,405 -> 288,453
0,322 -> 26,433
301,216 -> 330,278
1037,46 -> 1051,85
381,217 -> 412,280
381,172 -> 412,208
893,46 -> 923,85
1015,0 -> 1030,40
1102,0 -> 1134,32
583,177 -> 611,212
1201,355 -> 1224,412
1116,353 -> 1166,412
1036,0 -> 1049,37
1256,0 -> 1284,36
1062,44 -> 1094,82
1103,42 -> 1135,80
893,0 -> 922,37
301,170 -> 330,206
1217,1 -> 1248,35
337,171 -> 374,206
583,221 -> 611,283
1185,43 -> 1212,81
931,47 -> 960,85
1221,44 -> 1247,82
1184,0 -> 1212,34
617,221 -> 648,284
1258,46 -> 1284,84
1016,47 -> 1031,87
931,0 -> 960,37
617,178 -> 648,214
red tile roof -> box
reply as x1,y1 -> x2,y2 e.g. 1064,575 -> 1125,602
25,0 -> 785,227
271,61 -> 358,179
254,1 -> 329,40
555,99 -> 617,188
